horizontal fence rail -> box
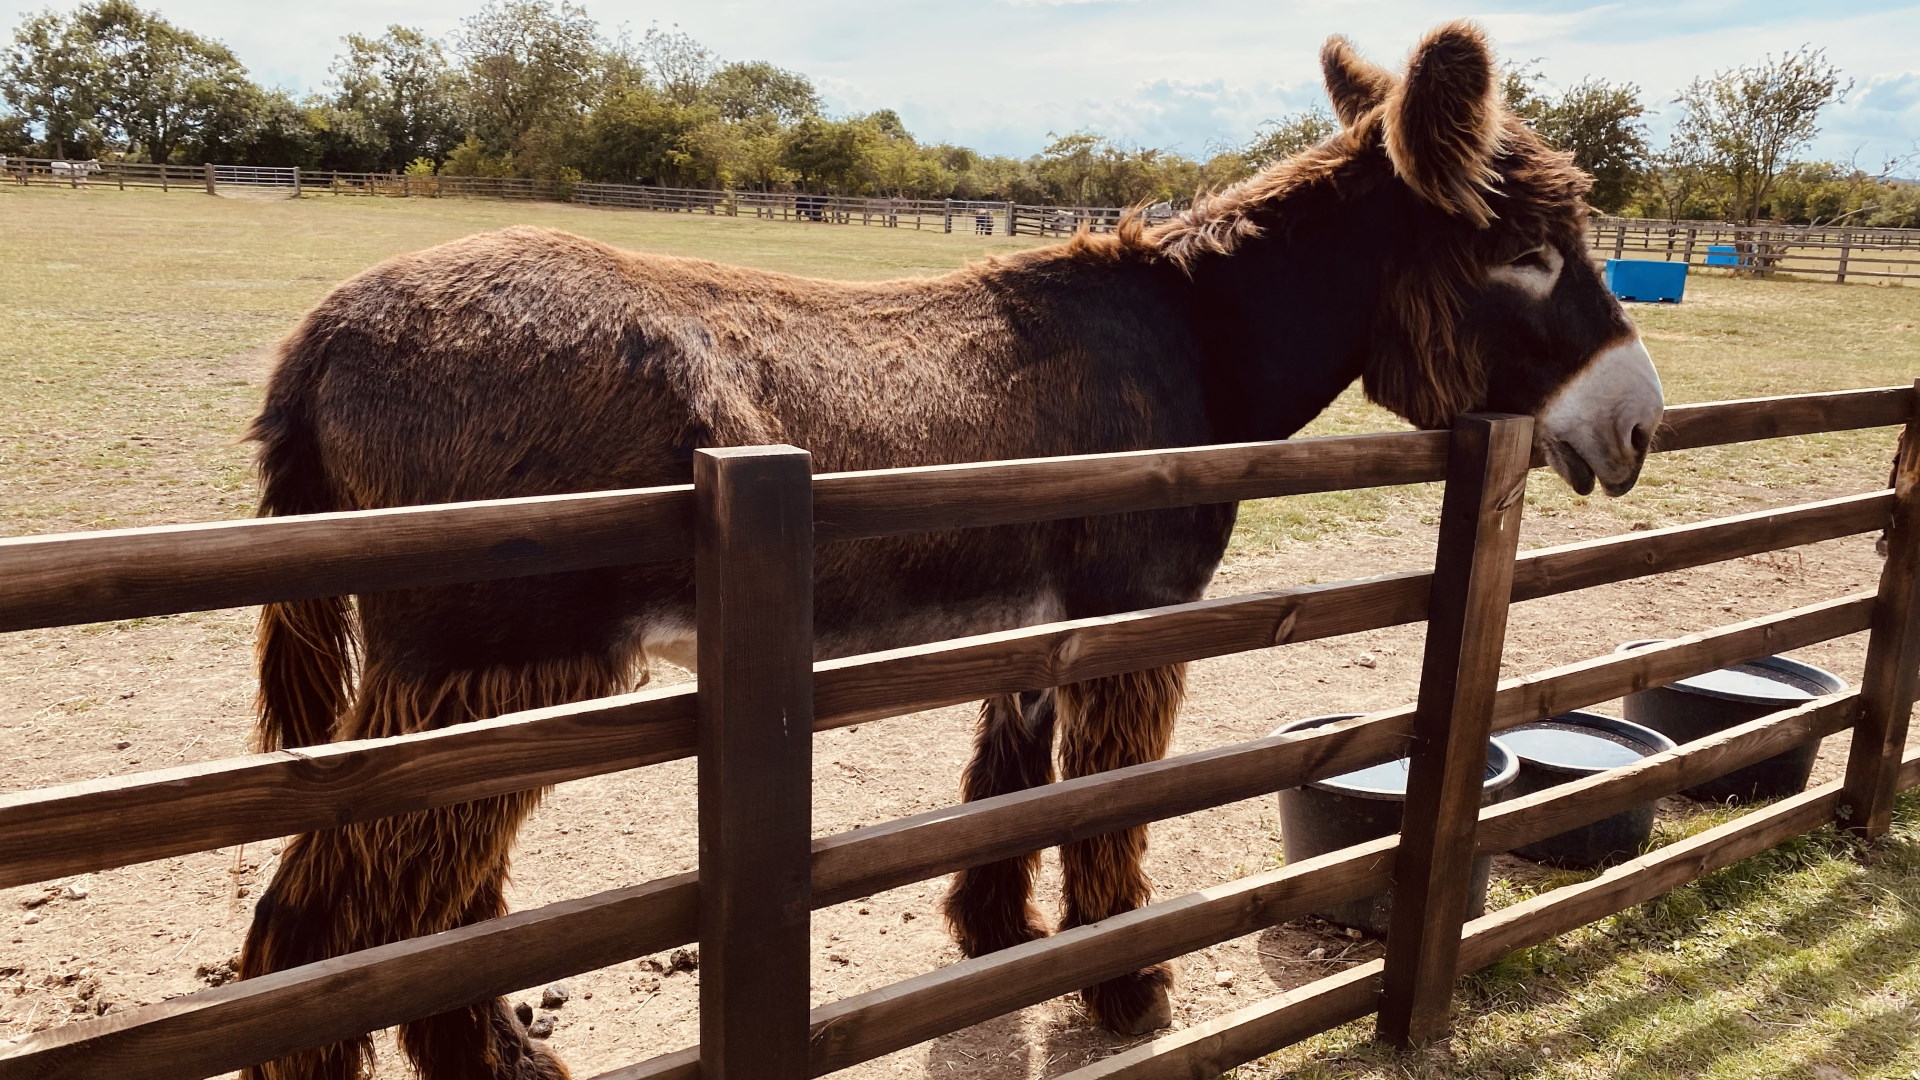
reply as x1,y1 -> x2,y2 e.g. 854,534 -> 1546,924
0,386 -> 1907,633
1,384 -> 1914,1080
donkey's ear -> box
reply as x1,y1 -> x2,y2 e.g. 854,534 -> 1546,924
1382,20 -> 1504,226
1321,36 -> 1394,126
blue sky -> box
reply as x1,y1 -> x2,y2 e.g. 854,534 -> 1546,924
5,0 -> 1917,168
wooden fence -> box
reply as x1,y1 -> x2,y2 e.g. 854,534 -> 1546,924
1587,217 -> 1920,284
11,155 -> 1920,277
1,384 -> 1919,1079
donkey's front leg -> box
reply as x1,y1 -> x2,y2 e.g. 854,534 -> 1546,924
1057,664 -> 1184,1035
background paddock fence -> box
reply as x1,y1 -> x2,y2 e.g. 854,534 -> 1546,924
1,385 -> 1918,1078
10,155 -> 1919,279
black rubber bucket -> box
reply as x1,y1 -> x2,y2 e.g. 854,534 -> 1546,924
1500,711 -> 1675,869
1271,714 -> 1520,937
1618,641 -> 1846,803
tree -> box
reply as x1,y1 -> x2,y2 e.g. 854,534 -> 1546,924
635,23 -> 713,107
783,114 -> 878,193
1530,79 -> 1649,213
1670,47 -> 1850,223
704,60 -> 818,124
1243,107 -> 1336,167
458,0 -> 600,169
78,0 -> 254,163
330,26 -> 465,168
1,9 -> 103,157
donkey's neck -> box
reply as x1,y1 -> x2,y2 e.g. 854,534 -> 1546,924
1185,208 -> 1385,444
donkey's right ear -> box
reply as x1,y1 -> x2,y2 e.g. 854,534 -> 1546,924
1321,36 -> 1395,126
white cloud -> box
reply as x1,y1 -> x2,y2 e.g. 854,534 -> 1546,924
1,0 -> 1915,164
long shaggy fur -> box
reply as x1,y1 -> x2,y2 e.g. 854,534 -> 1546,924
1056,664 -> 1185,1031
240,650 -> 638,1080
944,691 -> 1058,955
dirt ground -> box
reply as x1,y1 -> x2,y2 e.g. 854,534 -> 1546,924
0,472 -> 1899,1078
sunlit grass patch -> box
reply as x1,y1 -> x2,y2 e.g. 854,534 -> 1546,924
1237,793 -> 1920,1080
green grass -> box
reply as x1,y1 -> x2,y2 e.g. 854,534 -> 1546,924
0,185 -> 1035,534
1239,794 -> 1920,1080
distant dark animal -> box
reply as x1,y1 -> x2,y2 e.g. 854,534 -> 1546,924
239,22 -> 1662,1080
975,208 -> 994,234
797,193 -> 827,221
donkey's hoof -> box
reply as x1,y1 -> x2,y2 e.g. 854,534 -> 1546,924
1083,965 -> 1174,1035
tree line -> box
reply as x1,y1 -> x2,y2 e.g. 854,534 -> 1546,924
3,0 -> 1915,225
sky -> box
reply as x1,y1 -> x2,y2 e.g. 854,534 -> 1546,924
5,0 -> 1918,169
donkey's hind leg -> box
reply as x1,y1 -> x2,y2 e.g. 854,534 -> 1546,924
1056,664 -> 1184,1035
944,689 -> 1057,954
239,645 -> 636,1080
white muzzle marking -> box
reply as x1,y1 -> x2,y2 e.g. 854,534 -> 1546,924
1535,337 -> 1663,496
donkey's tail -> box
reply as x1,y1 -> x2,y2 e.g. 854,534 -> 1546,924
246,383 -> 357,751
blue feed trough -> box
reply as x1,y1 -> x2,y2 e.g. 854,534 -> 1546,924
1604,258 -> 1686,303
1705,244 -> 1741,267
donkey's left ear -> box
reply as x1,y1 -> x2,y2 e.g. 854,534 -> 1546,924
1382,21 -> 1504,227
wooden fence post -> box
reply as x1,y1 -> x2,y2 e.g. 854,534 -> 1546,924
1836,238 -> 1851,285
291,168 -> 301,198
1841,381 -> 1920,840
1377,413 -> 1533,1047
203,162 -> 215,195
1612,223 -> 1625,260
695,444 -> 815,1080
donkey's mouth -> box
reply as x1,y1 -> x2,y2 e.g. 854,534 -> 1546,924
1543,437 -> 1597,497
1542,435 -> 1646,498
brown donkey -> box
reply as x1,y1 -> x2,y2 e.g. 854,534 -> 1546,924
240,22 -> 1663,1080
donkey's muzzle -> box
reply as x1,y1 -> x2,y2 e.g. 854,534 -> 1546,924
1535,337 -> 1664,497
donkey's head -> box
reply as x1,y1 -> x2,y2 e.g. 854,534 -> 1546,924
1151,23 -> 1658,493
1329,22 -> 1662,494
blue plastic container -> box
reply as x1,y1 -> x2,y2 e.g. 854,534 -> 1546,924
1605,259 -> 1687,303
1705,244 -> 1741,267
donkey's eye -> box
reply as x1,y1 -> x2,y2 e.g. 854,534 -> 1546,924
1510,249 -> 1551,272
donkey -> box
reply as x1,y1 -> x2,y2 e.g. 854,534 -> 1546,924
238,21 -> 1662,1080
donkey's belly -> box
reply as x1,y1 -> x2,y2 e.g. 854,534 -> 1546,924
632,589 -> 1065,675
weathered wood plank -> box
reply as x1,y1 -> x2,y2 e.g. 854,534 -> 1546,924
1652,386 -> 1911,453
1508,491 -> 1891,602
0,872 -> 698,1080
1457,780 -> 1845,972
809,429 -> 1450,542
1476,693 -> 1858,854
1844,384 -> 1920,838
693,446 -> 815,1080
1045,962 -> 1384,1080
1378,416 -> 1532,1046
0,484 -> 697,633
0,685 -> 697,890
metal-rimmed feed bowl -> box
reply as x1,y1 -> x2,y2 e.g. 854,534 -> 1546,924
1618,641 -> 1846,803
1501,711 -> 1675,869
1270,714 -> 1520,937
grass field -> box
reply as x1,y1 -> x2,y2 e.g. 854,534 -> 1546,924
4,184 -> 1920,1078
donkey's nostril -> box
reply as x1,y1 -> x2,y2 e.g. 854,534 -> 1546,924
1629,424 -> 1651,453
